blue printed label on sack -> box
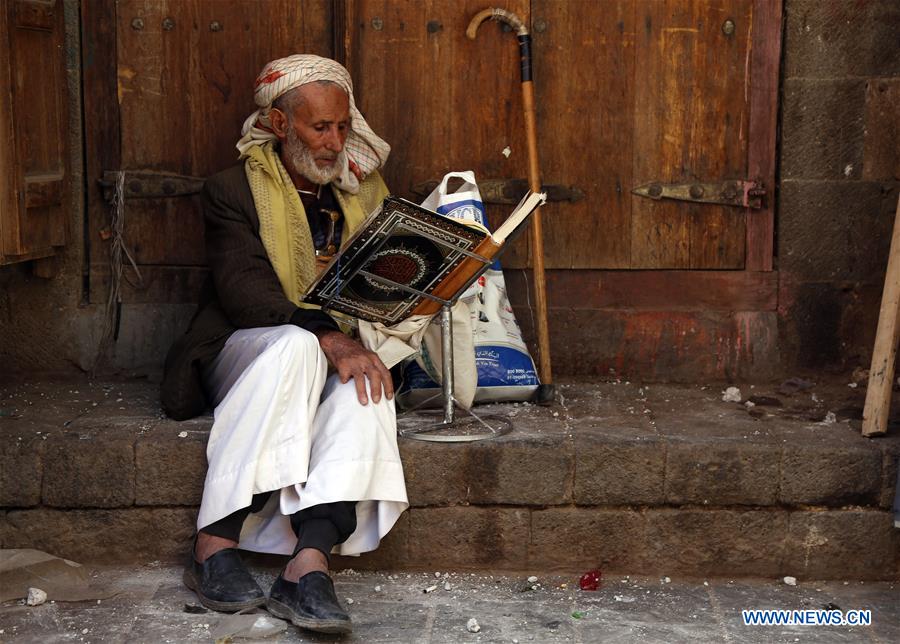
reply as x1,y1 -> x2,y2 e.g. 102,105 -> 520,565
474,346 -> 539,386
437,199 -> 488,227
399,346 -> 538,392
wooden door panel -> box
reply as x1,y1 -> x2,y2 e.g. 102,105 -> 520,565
1,0 -> 67,260
532,0 -> 635,269
631,0 -> 751,269
83,0 -> 777,307
344,0 -> 532,266
102,0 -> 333,267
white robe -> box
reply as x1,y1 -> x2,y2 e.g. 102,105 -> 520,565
198,324 -> 408,556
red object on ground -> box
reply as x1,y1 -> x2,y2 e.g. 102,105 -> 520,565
579,569 -> 602,591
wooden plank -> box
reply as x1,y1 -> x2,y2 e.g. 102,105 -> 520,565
504,268 -> 778,311
14,2 -> 67,252
862,79 -> 900,182
745,0 -> 781,271
0,247 -> 56,264
0,2 -> 19,257
106,0 -> 333,268
82,0 -> 120,298
862,197 -> 900,437
344,0 -> 531,265
12,0 -> 56,30
2,0 -> 68,257
685,0 -> 749,270
24,173 -> 64,209
510,306 -> 779,380
530,0 -> 635,269
631,0 -> 749,269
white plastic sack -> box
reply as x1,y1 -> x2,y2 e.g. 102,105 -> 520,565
399,171 -> 539,405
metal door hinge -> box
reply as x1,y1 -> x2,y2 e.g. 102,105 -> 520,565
632,179 -> 765,209
99,170 -> 204,204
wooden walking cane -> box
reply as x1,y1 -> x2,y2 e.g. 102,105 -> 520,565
467,7 -> 554,394
862,195 -> 900,437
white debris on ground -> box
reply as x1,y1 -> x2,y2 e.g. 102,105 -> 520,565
722,387 -> 742,402
25,588 -> 47,606
501,146 -> 511,158
527,576 -> 538,583
783,576 -> 797,586
466,617 -> 481,633
177,431 -> 188,438
820,412 -> 837,425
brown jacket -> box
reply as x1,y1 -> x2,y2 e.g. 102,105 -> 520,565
160,164 -> 337,420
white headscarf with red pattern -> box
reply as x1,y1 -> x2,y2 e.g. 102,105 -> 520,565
237,54 -> 390,194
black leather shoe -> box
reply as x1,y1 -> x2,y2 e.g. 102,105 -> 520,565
267,571 -> 352,634
182,548 -> 266,612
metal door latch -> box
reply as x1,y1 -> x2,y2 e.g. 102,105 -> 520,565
632,179 -> 765,209
99,170 -> 204,204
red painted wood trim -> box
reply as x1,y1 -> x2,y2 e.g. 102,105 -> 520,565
746,0 -> 782,271
504,269 -> 778,312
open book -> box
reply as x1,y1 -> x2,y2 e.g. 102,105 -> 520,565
303,191 -> 546,324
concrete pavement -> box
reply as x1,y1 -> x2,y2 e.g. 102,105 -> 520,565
1,565 -> 897,643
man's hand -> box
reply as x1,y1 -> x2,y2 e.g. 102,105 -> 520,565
315,330 -> 393,405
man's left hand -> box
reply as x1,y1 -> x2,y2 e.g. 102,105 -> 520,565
314,330 -> 393,405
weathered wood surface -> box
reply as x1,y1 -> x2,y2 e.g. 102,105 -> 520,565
1,0 -> 68,261
347,0 -> 762,270
862,197 -> 900,437
85,0 -> 332,279
81,0 -> 780,308
344,0 -> 532,266
532,0 -> 634,269
631,0 -> 751,269
504,269 -> 778,311
82,0 -> 120,289
746,0 -> 781,271
0,4 -> 15,256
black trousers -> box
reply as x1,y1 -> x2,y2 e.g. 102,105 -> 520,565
201,492 -> 357,558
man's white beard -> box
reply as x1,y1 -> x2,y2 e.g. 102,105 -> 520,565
283,127 -> 345,186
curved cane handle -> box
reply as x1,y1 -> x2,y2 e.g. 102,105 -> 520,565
466,7 -> 529,39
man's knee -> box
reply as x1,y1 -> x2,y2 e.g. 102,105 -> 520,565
264,325 -> 323,365
327,374 -> 392,411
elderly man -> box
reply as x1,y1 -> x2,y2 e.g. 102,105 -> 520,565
161,55 -> 408,635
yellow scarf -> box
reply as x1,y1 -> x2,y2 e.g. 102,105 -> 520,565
244,141 -> 388,308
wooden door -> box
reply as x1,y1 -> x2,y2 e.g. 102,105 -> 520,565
344,0 -> 778,272
0,0 -> 68,265
83,0 -> 334,305
344,0 -> 532,263
77,0 -> 780,373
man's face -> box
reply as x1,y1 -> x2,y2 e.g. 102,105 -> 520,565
279,83 -> 350,185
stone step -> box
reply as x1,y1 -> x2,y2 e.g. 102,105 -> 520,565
1,378 -> 898,580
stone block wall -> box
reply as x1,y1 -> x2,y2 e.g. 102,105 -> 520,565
1,382 -> 898,580
778,0 -> 900,371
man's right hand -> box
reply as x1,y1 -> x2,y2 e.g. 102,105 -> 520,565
314,329 -> 393,406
